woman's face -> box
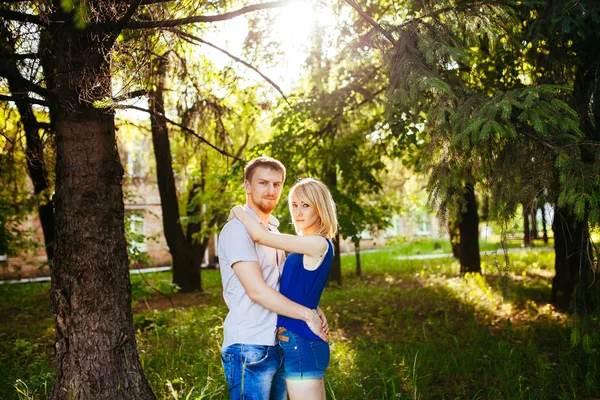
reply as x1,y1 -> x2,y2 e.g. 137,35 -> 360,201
290,194 -> 321,235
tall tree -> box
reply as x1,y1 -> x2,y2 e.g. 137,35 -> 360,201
149,54 -> 202,292
524,0 -> 600,312
0,0 -> 298,397
146,50 -> 248,292
345,0 -> 598,293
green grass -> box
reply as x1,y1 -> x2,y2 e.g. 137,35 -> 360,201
1,239 -> 598,399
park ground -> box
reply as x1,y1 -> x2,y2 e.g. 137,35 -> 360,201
1,239 -> 599,399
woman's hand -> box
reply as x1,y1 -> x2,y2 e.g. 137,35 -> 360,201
228,205 -> 245,222
316,307 -> 329,336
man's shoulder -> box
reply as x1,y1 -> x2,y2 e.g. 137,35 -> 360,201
219,219 -> 252,242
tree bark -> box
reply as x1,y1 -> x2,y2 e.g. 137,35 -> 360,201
458,183 -> 481,274
551,206 -> 598,313
447,217 -> 461,260
354,242 -> 361,277
49,7 -> 156,399
186,181 -> 211,268
529,203 -> 538,242
328,235 -> 342,285
540,205 -> 549,245
149,55 -> 201,292
522,202 -> 531,247
324,159 -> 341,286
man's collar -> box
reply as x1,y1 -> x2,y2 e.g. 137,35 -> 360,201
244,205 -> 280,228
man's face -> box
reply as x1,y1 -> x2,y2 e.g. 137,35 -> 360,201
245,167 -> 284,214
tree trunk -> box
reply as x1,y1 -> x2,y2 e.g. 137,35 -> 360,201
551,29 -> 600,315
186,181 -> 210,270
328,235 -> 342,286
354,242 -> 361,277
149,55 -> 200,292
458,183 -> 481,274
522,202 -> 532,247
447,218 -> 461,260
540,205 -> 549,245
1,24 -> 56,262
530,204 -> 538,242
551,206 -> 598,313
49,10 -> 155,400
324,159 -> 341,286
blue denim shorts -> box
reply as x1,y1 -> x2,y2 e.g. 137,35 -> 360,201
277,327 -> 330,380
221,343 -> 286,400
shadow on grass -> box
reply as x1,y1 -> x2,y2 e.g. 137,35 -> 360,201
322,272 -> 598,400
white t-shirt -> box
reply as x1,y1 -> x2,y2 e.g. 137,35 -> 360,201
218,207 -> 286,350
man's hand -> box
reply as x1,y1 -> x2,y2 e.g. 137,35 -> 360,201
306,309 -> 329,342
316,307 -> 329,336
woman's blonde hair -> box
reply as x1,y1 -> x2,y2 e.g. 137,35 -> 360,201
288,178 -> 338,238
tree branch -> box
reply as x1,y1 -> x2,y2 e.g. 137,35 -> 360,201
122,104 -> 244,161
0,94 -> 49,106
0,60 -> 51,99
104,0 -> 143,49
170,29 -> 290,106
1,53 -> 39,60
0,9 -> 49,27
300,87 -> 386,157
114,89 -> 147,102
343,0 -> 397,45
117,0 -> 297,29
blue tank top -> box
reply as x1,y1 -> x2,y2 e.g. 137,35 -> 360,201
277,238 -> 333,341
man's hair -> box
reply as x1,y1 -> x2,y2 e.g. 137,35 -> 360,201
288,178 -> 338,239
244,156 -> 286,182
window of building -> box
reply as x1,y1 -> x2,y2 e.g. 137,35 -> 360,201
126,210 -> 147,253
415,213 -> 431,236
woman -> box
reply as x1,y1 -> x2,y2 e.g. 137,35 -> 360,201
230,177 -> 337,400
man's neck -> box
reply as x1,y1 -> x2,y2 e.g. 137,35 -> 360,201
246,202 -> 271,226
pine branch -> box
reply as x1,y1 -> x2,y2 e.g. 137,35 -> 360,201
343,0 -> 397,45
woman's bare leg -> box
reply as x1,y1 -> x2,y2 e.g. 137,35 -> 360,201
286,379 -> 326,400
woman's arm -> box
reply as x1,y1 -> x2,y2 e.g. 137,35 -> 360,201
231,205 -> 327,258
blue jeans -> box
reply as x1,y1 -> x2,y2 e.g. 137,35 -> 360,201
221,343 -> 286,400
277,327 -> 330,380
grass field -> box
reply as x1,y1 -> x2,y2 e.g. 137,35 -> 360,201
1,240 -> 598,399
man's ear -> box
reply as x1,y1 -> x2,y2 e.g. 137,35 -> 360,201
244,180 -> 251,193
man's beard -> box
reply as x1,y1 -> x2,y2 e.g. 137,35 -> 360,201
253,195 -> 278,214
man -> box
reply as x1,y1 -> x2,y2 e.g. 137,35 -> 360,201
218,156 -> 328,400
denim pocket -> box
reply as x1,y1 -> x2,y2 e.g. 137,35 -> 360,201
241,344 -> 269,366
221,350 -> 235,385
310,340 -> 330,371
278,329 -> 294,348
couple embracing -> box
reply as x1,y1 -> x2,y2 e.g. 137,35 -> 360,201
218,156 -> 337,400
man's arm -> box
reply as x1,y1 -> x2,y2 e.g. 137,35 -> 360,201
233,261 -> 329,342
230,206 -> 327,258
